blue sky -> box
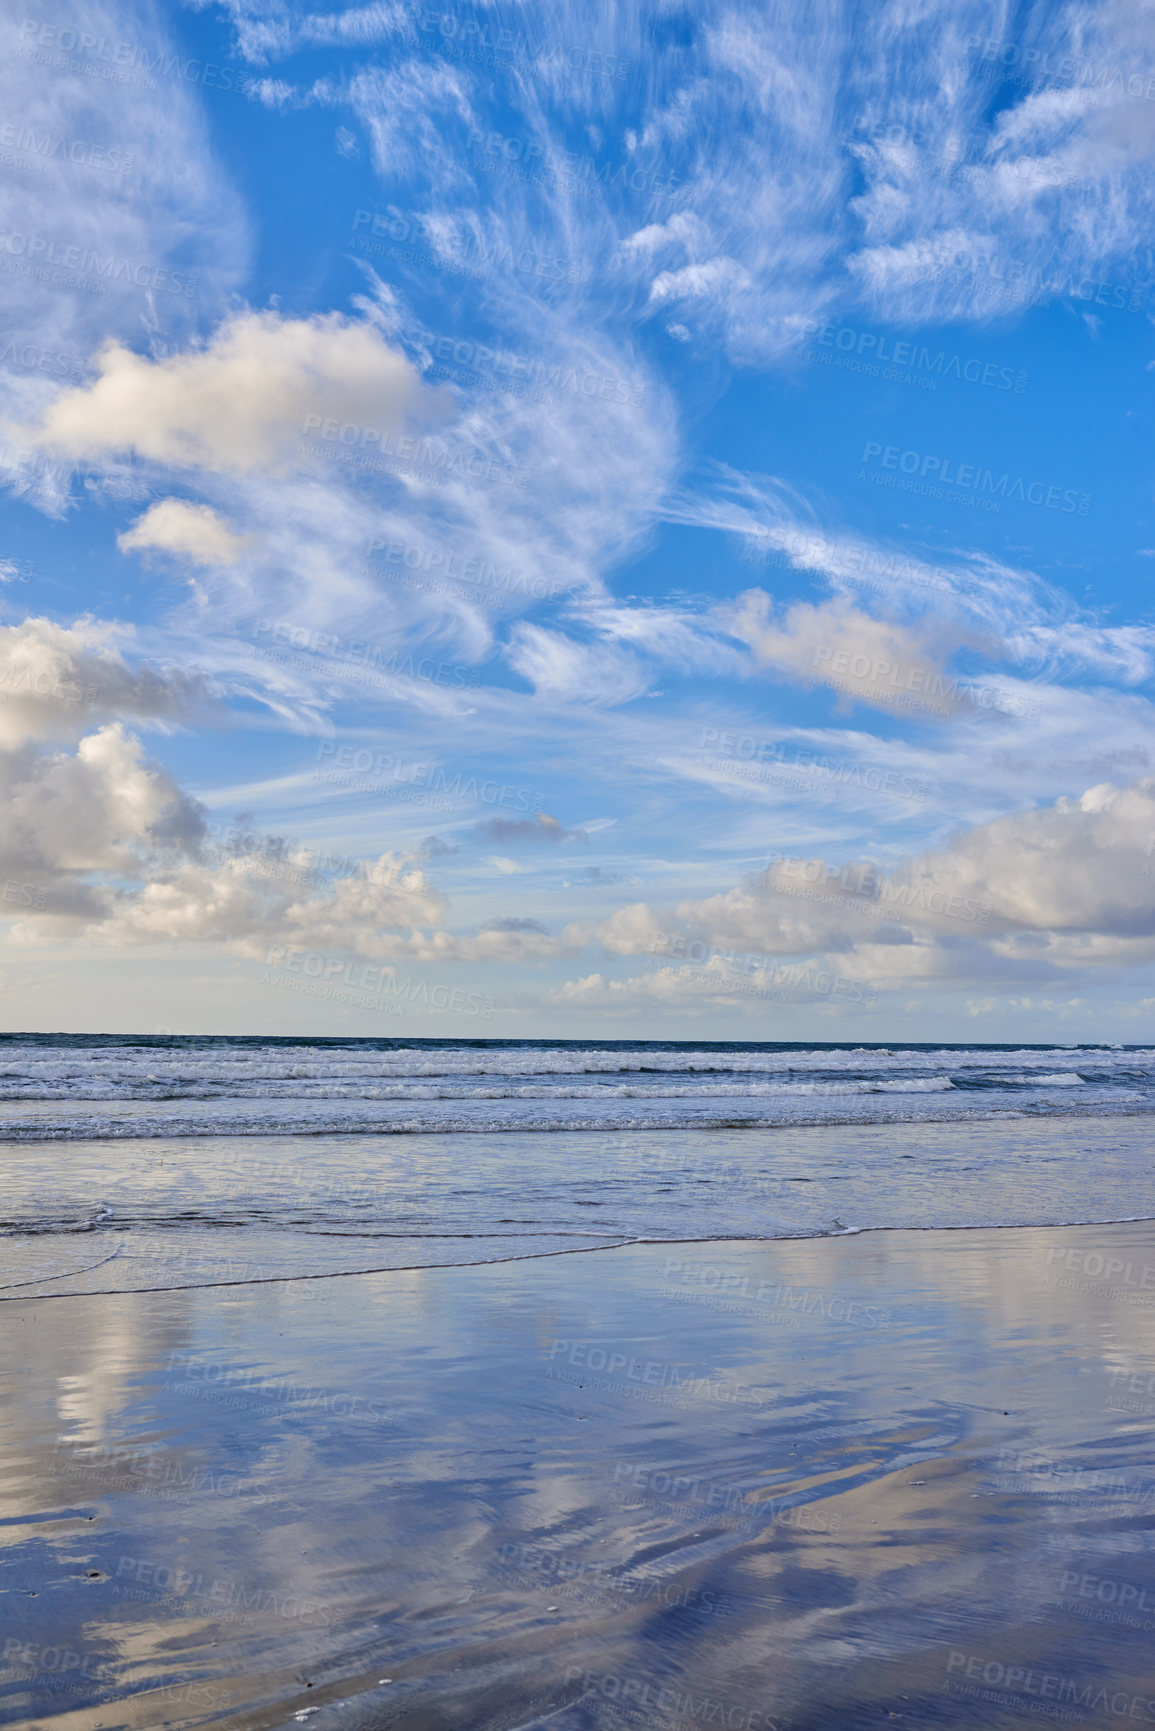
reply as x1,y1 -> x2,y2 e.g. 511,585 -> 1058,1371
3,0 -> 1155,1039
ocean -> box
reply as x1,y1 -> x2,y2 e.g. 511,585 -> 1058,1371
3,1036 -> 1153,1298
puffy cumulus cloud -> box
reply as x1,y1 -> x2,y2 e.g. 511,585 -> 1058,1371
117,500 -> 255,568
591,901 -> 669,956
22,311 -> 438,478
0,618 -> 210,748
722,591 -> 971,717
71,851 -> 446,952
890,778 -> 1155,940
274,856 -> 447,955
594,777 -> 1155,997
596,884 -> 841,962
8,803 -> 584,965
0,724 -> 205,885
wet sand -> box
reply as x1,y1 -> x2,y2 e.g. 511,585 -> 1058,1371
3,1219 -> 1155,1729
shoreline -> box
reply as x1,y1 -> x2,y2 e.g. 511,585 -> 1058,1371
6,1210 -> 1155,1303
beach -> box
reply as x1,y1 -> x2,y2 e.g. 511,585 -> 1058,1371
3,1036 -> 1155,1728
4,1213 -> 1155,1729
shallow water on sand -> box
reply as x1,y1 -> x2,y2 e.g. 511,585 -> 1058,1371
3,1116 -> 1155,1296
2,1219 -> 1154,1729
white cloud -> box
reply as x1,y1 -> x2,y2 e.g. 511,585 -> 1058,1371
22,311 -> 436,478
0,618 -> 209,748
247,78 -> 299,109
0,0 -> 248,435
10,836 -> 586,967
215,0 -> 407,59
118,500 -> 255,568
894,777 -> 1155,939
346,61 -> 476,184
0,724 -> 204,890
595,776 -> 1155,997
723,590 -> 970,716
507,624 -> 652,705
